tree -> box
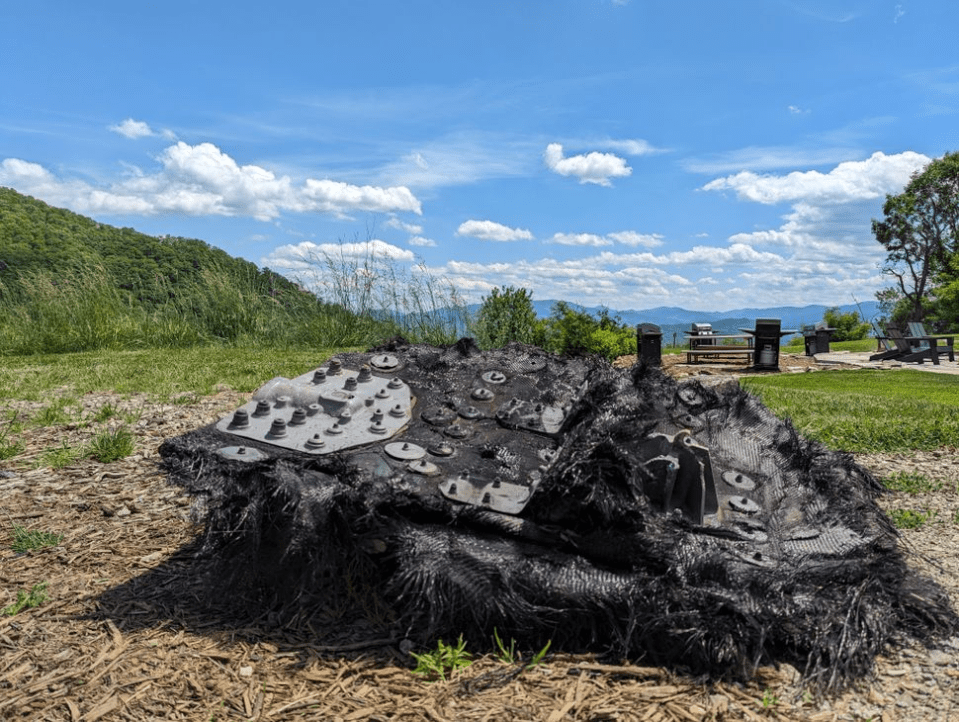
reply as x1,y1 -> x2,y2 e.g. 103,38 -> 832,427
472,286 -> 540,349
822,307 -> 870,341
872,151 -> 959,322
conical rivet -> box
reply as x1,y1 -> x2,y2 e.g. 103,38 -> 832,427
312,369 -> 327,383
231,409 -> 250,428
268,418 -> 287,437
389,404 -> 406,418
254,400 -> 271,416
358,365 -> 373,382
388,377 -> 404,389
289,408 -> 307,426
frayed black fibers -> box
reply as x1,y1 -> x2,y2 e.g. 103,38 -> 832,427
159,340 -> 957,691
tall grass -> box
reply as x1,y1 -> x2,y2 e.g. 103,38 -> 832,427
291,243 -> 471,346
0,253 -> 469,356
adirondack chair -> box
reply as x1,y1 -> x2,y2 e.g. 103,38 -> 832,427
869,323 -> 946,364
906,321 -> 955,363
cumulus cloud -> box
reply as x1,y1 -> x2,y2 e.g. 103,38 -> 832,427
409,235 -> 437,247
543,143 -> 631,186
607,231 -> 664,248
701,151 -> 930,205
0,142 -> 422,220
456,219 -> 534,242
109,118 -> 155,139
549,233 -> 613,247
261,239 -> 415,274
386,216 -> 423,234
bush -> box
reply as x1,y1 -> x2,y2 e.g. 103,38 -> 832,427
473,286 -> 540,349
823,307 -> 871,341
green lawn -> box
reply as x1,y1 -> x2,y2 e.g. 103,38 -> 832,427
740,368 -> 959,452
0,347 -> 349,401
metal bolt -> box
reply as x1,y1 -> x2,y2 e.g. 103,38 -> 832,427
375,388 -> 390,399
254,400 -> 271,417
369,420 -> 388,434
389,404 -> 406,418
305,434 -> 326,449
231,409 -> 250,428
328,359 -> 342,375
471,387 -> 494,401
459,405 -> 481,420
372,409 -> 384,423
445,424 -> 468,439
312,369 -> 327,384
268,418 -> 288,438
338,409 -> 353,423
326,423 -> 343,435
358,365 -> 373,382
237,446 -> 247,455
492,479 -> 501,488
448,482 -> 458,495
481,492 -> 491,505
428,443 -> 454,457
388,377 -> 404,389
275,395 -> 291,408
344,377 -> 358,391
307,403 -> 321,415
289,408 -> 307,426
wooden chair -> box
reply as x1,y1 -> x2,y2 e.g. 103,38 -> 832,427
870,323 -> 952,365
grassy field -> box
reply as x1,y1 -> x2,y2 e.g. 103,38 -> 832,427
741,368 -> 959,452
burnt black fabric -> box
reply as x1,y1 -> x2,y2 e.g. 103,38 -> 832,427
159,339 -> 956,690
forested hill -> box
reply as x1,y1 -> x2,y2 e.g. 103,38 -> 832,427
0,187 -> 305,307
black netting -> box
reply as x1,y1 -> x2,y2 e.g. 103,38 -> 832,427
159,339 -> 956,690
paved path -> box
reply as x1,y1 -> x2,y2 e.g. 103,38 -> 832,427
815,350 -> 959,376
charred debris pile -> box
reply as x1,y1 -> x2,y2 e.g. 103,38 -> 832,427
159,338 -> 956,689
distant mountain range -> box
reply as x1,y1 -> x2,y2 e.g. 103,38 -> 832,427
465,299 -> 883,342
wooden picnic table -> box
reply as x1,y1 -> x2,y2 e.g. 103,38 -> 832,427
684,334 -> 753,364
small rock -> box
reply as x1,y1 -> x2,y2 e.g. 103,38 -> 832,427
140,551 -> 163,564
928,649 -> 953,666
896,692 -> 914,707
239,665 -> 254,678
116,505 -> 132,517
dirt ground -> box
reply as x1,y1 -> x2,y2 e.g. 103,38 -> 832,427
2,356 -> 958,721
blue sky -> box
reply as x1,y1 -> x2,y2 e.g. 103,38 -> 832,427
2,0 -> 957,311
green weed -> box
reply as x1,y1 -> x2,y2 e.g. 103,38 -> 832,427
761,688 -> 779,709
884,471 -> 942,494
888,508 -> 936,529
2,582 -> 49,616
32,403 -> 71,427
12,526 -> 64,553
35,441 -> 82,470
493,628 -> 517,664
410,635 -> 472,681
93,403 -> 118,423
87,427 -> 135,463
0,409 -> 24,460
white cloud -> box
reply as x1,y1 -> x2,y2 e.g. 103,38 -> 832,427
262,239 -> 415,274
543,143 -> 631,186
0,142 -> 422,220
701,151 -> 930,204
109,118 -> 154,139
549,233 -> 613,247
607,231 -> 664,248
456,219 -> 534,242
683,145 -> 858,173
594,138 -> 664,156
787,105 -> 810,115
386,216 -> 423,234
409,235 -> 437,247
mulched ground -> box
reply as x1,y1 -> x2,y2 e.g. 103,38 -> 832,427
1,357 -> 958,721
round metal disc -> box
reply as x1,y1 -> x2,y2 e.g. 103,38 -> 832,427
370,354 -> 400,370
384,442 -> 427,460
217,446 -> 267,462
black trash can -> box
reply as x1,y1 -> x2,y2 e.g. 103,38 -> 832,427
753,318 -> 782,370
637,323 -> 662,366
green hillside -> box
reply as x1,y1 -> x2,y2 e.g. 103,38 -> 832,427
0,186 -> 304,308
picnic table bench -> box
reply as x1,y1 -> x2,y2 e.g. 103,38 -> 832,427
685,334 -> 754,364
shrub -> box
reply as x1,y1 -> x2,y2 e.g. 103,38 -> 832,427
473,286 -> 540,349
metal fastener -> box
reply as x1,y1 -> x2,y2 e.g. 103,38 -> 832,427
230,409 -> 250,428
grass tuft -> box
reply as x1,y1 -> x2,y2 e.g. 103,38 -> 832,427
2,582 -> 49,616
87,427 -> 135,463
12,526 -> 64,553
883,471 -> 942,494
410,636 -> 472,681
888,508 -> 936,529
